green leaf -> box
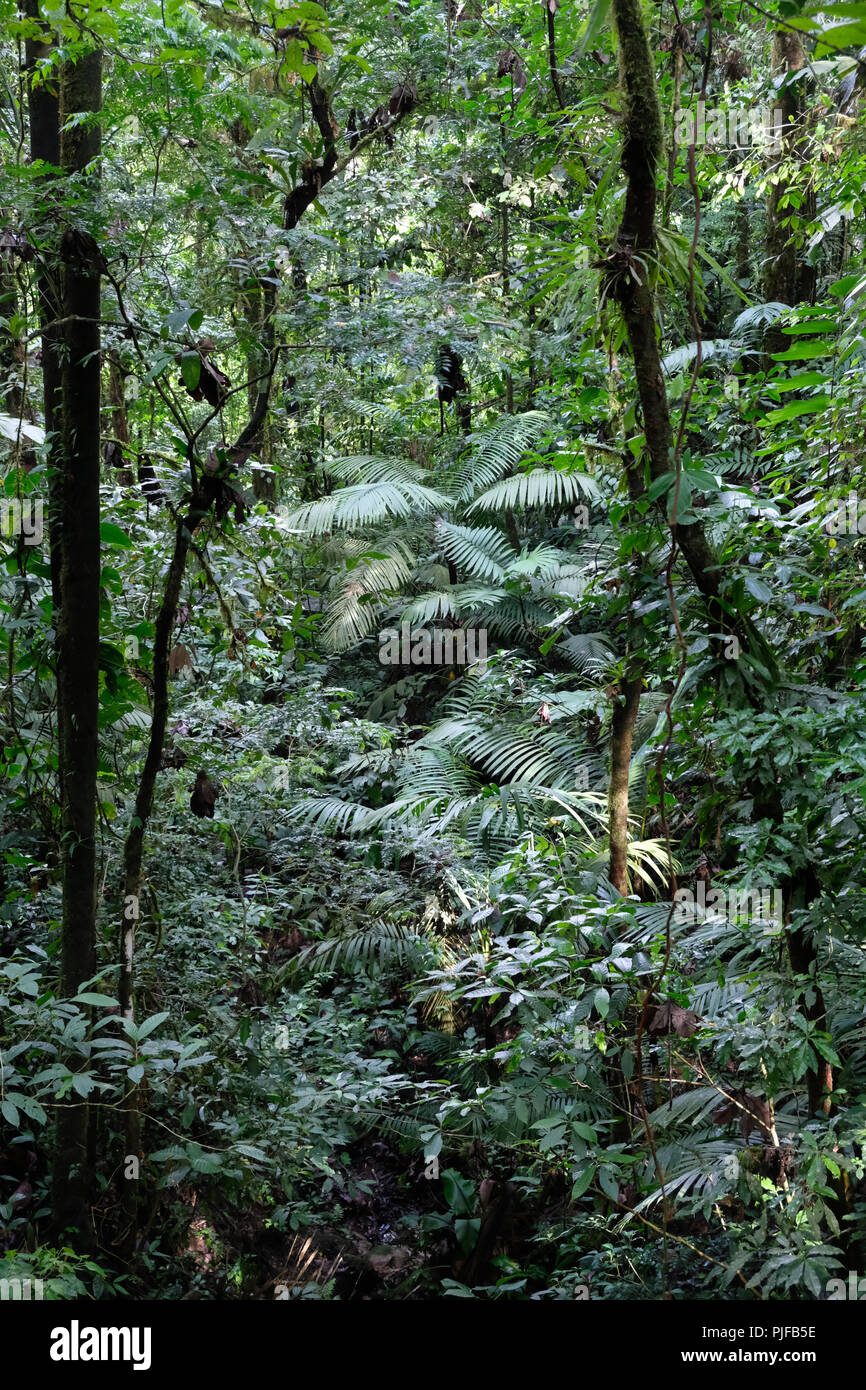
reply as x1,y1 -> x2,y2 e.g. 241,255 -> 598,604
781,321 -> 836,336
180,351 -> 201,392
770,342 -> 834,361
598,1167 -> 620,1202
761,395 -> 831,425
163,306 -> 204,336
648,471 -> 675,502
454,1217 -> 481,1254
423,1131 -> 443,1160
99,523 -> 133,549
744,575 -> 772,603
769,372 -> 829,392
13,1095 -> 47,1124
236,1143 -> 268,1161
579,0 -> 611,55
572,1121 -> 598,1142
571,1165 -> 594,1199
137,1011 -> 170,1040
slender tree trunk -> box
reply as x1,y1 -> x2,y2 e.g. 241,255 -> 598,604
736,192 -> 751,285
764,29 -> 816,339
608,676 -> 641,892
24,0 -> 62,607
107,351 -> 135,488
230,115 -> 277,503
0,258 -> 18,406
607,0 -> 833,1137
606,0 -> 773,676
39,31 -> 103,1245
247,281 -> 276,503
545,0 -> 565,110
117,513 -> 189,1256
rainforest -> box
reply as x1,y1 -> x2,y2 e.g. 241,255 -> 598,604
1,0 -> 866,1336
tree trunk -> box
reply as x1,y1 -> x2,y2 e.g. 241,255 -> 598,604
545,0 -> 565,110
608,677 -> 642,893
117,513 -> 189,1257
764,30 -> 816,338
107,351 -> 135,488
36,26 -> 103,1245
24,0 -> 62,607
247,281 -> 276,503
607,0 -> 774,680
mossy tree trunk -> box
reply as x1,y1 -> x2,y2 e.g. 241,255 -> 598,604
25,5 -> 104,1243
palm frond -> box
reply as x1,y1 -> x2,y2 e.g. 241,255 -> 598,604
508,545 -> 567,580
324,453 -> 433,486
320,540 -> 416,650
290,920 -> 433,976
468,467 -> 599,515
436,520 -> 516,583
420,719 -> 580,788
558,631 -> 615,677
287,479 -> 452,533
399,590 -> 460,624
731,301 -> 790,339
453,411 -> 552,500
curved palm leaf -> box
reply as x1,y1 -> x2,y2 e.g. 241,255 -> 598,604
453,410 -> 552,500
288,479 -> 453,533
435,520 -> 516,583
468,467 -> 599,514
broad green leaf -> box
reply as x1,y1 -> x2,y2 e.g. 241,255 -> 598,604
770,342 -> 834,361
99,523 -> 133,548
180,351 -> 201,392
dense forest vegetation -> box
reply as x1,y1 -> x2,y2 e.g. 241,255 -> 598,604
2,0 -> 866,1325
